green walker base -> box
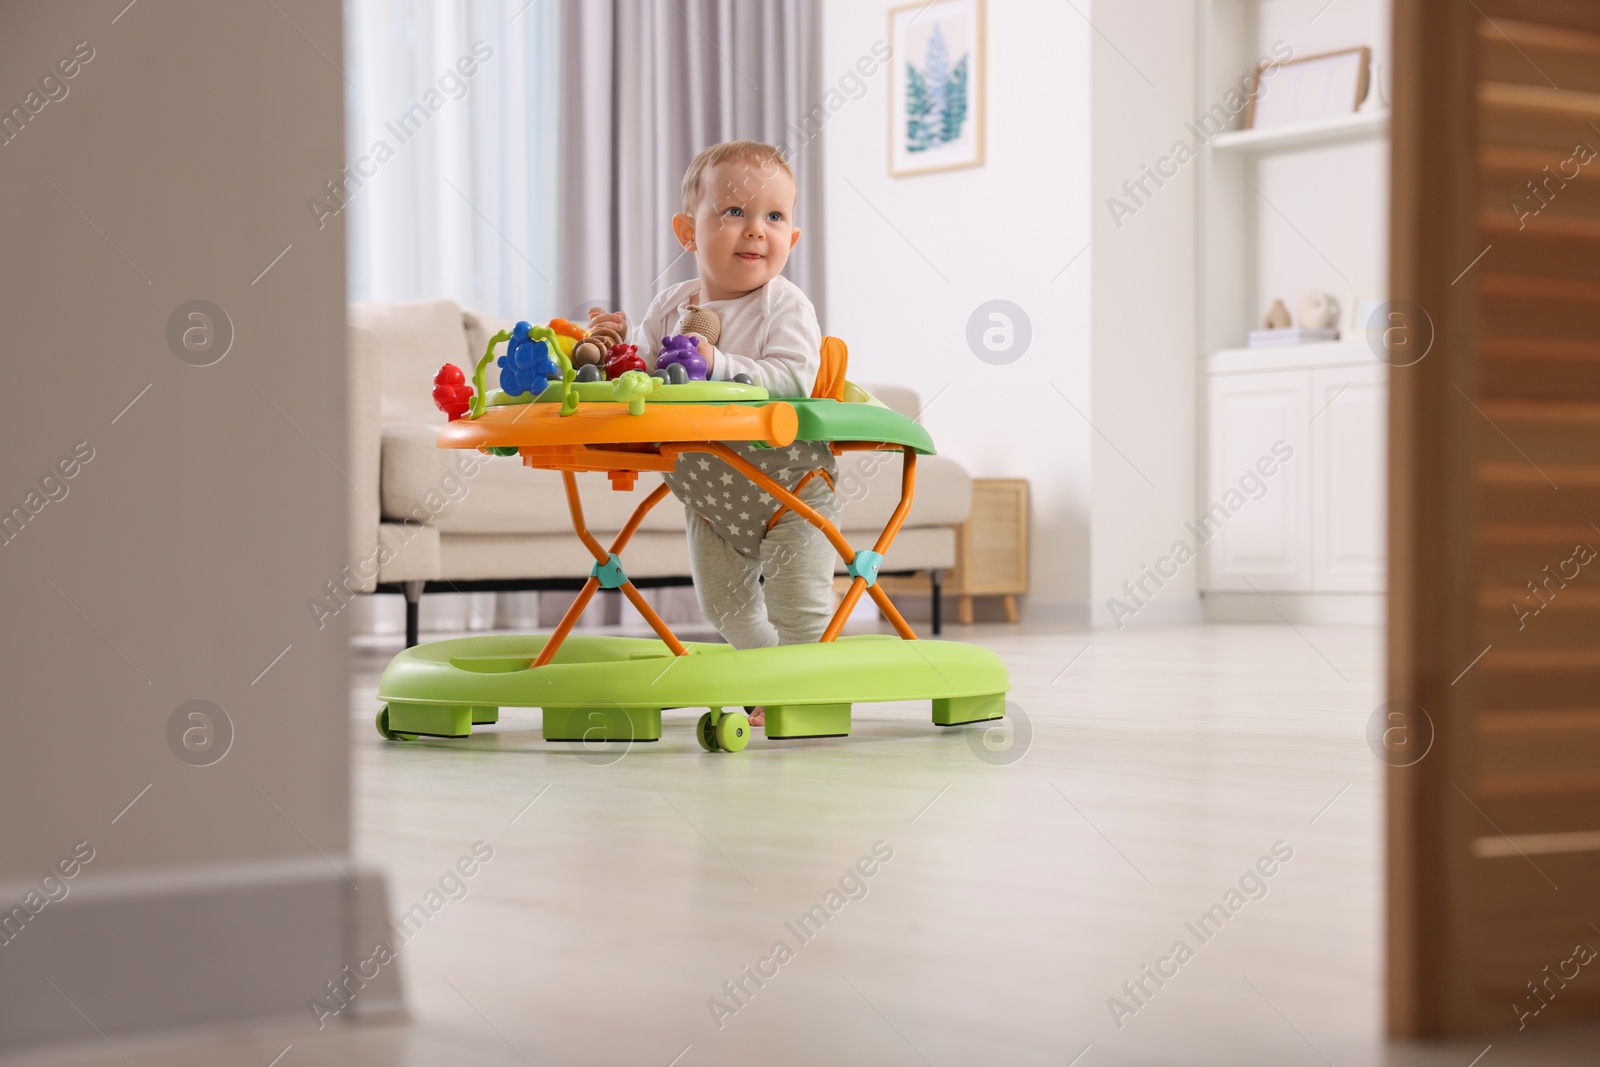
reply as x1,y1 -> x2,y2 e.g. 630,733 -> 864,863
375,632 -> 1010,754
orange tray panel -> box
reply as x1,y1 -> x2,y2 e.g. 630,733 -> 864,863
437,401 -> 799,452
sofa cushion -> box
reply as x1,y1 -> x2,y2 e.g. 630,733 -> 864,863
832,450 -> 971,532
464,307 -> 517,383
351,299 -> 475,424
855,381 -> 921,420
439,531 -> 692,581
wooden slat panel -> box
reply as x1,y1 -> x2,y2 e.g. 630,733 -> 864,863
1478,18 -> 1600,93
1481,337 -> 1600,400
1393,0 -> 1600,1037
1480,82 -> 1600,151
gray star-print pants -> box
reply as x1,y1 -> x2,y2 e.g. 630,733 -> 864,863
684,476 -> 841,648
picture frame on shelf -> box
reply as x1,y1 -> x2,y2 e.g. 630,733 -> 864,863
1246,46 -> 1371,130
888,0 -> 985,177
1347,290 -> 1387,335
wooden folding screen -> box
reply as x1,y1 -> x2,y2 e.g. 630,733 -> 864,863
1389,0 -> 1600,1036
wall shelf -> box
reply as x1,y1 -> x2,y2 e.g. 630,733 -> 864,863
1210,108 -> 1389,154
1209,340 -> 1378,374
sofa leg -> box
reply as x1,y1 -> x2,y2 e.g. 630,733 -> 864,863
929,569 -> 943,636
403,580 -> 425,648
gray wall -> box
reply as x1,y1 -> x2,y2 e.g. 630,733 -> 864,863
0,0 -> 368,1049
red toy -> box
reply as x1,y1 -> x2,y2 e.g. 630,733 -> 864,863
604,343 -> 646,380
432,363 -> 473,420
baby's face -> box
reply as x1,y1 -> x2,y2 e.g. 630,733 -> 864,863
680,159 -> 800,299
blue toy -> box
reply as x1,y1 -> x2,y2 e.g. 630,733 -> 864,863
656,335 -> 708,381
497,321 -> 563,397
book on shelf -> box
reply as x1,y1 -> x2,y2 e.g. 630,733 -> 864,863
1246,327 -> 1341,348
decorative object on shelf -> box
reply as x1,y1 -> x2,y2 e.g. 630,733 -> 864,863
1263,299 -> 1293,329
674,304 -> 722,347
889,0 -> 985,177
1247,327 -> 1342,348
574,363 -> 602,383
1299,291 -> 1342,330
1360,60 -> 1389,112
1247,47 -> 1371,130
1347,291 -> 1387,334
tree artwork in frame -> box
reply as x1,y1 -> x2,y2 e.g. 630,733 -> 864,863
889,0 -> 985,177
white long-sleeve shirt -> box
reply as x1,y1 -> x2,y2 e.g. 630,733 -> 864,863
631,274 -> 822,397
632,274 -> 836,557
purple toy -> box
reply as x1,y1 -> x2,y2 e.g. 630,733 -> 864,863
656,335 -> 708,381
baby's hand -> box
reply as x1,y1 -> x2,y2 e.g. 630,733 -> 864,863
693,334 -> 714,371
588,307 -> 628,337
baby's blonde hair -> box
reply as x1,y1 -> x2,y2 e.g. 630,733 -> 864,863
680,140 -> 795,216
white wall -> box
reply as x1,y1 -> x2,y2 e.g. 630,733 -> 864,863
1251,0 -> 1391,326
0,1 -> 392,1051
1087,1 -> 1200,626
820,0 -> 1094,612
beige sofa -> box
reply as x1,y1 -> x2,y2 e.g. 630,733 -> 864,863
347,299 -> 971,642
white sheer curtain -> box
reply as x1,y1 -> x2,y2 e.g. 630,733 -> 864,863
343,0 -> 561,320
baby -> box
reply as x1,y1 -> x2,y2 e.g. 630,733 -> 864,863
587,141 -> 837,724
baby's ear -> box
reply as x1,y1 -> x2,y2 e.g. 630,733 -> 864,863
671,212 -> 696,250
789,226 -> 801,250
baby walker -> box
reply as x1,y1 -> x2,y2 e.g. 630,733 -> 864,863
375,317 -> 1009,753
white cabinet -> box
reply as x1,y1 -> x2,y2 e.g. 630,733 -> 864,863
1206,370 -> 1311,590
1312,363 -> 1388,591
1205,352 -> 1387,596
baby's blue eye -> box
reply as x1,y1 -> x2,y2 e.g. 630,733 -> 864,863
726,206 -> 743,217
767,211 -> 783,222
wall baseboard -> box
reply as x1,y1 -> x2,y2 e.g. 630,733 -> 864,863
1203,591 -> 1385,625
0,857 -> 402,1056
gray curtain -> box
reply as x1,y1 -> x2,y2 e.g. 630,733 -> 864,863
557,0 -> 826,329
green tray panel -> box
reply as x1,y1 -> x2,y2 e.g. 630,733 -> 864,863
489,381 -> 770,406
377,633 -> 1006,713
780,398 -> 934,454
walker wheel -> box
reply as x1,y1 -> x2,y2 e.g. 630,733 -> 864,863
714,710 -> 751,753
375,706 -> 417,742
696,711 -> 720,751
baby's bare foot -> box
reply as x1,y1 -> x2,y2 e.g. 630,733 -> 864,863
746,705 -> 765,727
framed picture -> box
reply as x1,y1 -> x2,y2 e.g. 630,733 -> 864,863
888,0 -> 985,177
1347,290 -> 1386,334
1246,46 -> 1371,129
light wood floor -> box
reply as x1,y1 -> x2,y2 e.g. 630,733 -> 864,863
9,621 -> 1599,1066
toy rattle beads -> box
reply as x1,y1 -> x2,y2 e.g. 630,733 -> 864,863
449,306 -> 731,424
